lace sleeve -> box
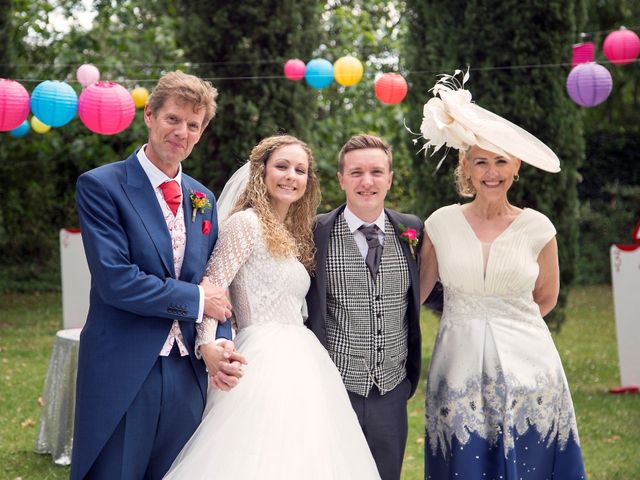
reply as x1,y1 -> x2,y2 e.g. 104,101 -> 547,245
196,210 -> 258,352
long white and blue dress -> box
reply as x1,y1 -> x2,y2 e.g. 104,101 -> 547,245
424,204 -> 585,480
164,209 -> 380,480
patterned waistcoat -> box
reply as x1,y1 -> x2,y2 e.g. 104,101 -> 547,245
325,213 -> 410,396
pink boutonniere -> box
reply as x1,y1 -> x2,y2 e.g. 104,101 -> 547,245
189,190 -> 212,222
398,223 -> 418,256
202,220 -> 212,235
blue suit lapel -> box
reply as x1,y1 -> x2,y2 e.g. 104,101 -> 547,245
122,153 -> 176,278
180,180 -> 200,283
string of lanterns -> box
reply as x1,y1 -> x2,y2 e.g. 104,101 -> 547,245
0,64 -> 149,137
283,55 -> 408,105
567,26 -> 640,107
1,26 -> 638,138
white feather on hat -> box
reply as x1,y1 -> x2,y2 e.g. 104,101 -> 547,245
418,69 -> 561,173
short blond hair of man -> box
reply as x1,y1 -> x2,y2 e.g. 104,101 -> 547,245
146,70 -> 218,129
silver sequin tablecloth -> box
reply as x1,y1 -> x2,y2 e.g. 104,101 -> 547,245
34,328 -> 81,465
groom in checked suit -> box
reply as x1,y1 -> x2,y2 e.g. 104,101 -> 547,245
307,134 -> 427,480
71,71 -> 242,480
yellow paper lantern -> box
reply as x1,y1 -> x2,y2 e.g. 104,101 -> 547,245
131,87 -> 149,109
31,115 -> 51,134
333,56 -> 364,87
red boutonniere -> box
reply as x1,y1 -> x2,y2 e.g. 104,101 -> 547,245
398,223 -> 418,256
189,190 -> 212,222
202,220 -> 212,235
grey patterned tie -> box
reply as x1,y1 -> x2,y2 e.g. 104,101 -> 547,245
359,224 -> 382,278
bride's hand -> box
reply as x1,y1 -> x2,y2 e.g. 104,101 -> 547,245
201,340 -> 247,391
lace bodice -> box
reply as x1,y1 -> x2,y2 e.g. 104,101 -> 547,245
196,209 -> 310,348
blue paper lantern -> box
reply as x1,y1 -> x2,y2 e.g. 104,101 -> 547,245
305,59 -> 334,89
30,81 -> 78,127
9,119 -> 30,138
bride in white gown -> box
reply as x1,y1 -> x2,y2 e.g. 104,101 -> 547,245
164,135 -> 381,479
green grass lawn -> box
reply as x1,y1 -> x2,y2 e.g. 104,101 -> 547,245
1,286 -> 638,479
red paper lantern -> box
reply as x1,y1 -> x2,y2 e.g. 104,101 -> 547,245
284,59 -> 306,81
374,73 -> 408,105
78,81 -> 135,135
572,42 -> 595,68
603,27 -> 640,66
0,79 -> 30,131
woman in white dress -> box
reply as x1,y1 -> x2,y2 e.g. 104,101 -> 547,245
164,135 -> 381,479
417,71 -> 586,479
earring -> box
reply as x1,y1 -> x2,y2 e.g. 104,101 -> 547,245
513,173 -> 520,182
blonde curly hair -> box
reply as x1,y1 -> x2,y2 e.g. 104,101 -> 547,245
229,135 -> 320,272
455,149 -> 476,198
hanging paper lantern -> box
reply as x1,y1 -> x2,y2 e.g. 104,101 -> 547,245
131,86 -> 149,108
566,63 -> 613,107
0,79 -> 30,131
305,59 -> 334,89
333,56 -> 364,87
30,81 -> 78,127
79,81 -> 136,135
284,59 -> 306,81
572,42 -> 595,68
31,115 -> 51,134
603,27 -> 640,66
374,73 -> 408,105
9,119 -> 30,138
76,64 -> 101,87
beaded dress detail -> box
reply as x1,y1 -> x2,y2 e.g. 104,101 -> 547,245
165,209 -> 380,479
423,204 -> 586,480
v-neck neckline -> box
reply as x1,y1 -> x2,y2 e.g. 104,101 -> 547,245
457,204 -> 527,246
456,204 -> 527,282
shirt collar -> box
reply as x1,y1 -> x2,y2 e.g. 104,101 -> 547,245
343,205 -> 386,234
137,144 -> 182,189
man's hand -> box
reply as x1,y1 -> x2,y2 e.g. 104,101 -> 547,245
199,340 -> 247,391
200,279 -> 233,321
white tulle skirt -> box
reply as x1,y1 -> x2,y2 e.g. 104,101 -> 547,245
164,322 -> 381,479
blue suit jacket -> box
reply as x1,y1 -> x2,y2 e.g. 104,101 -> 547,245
71,150 -> 231,479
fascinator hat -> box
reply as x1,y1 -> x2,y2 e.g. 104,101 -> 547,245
418,68 -> 560,173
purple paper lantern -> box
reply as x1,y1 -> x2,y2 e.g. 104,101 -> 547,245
0,79 -> 30,131
78,81 -> 136,135
566,63 -> 612,107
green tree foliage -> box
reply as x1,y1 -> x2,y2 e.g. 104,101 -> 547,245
0,1 -> 185,291
403,0 -> 587,327
575,0 -> 640,283
0,0 -> 13,78
308,1 -> 415,212
175,0 -> 323,194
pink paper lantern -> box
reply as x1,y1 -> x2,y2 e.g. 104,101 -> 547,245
374,73 -> 408,105
284,59 -> 306,81
603,27 -> 640,66
78,81 -> 135,135
572,42 -> 595,68
0,79 -> 30,131
76,64 -> 101,88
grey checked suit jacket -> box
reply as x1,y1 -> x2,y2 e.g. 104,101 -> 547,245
306,205 -> 424,397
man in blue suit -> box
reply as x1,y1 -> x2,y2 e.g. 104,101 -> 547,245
71,71 -> 243,479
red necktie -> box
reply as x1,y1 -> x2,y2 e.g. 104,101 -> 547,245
159,180 -> 182,216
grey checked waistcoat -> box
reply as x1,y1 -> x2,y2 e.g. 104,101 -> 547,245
325,213 -> 410,396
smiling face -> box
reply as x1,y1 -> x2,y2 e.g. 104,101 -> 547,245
463,146 -> 521,202
143,96 -> 206,178
338,147 -> 393,222
264,144 -> 309,218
